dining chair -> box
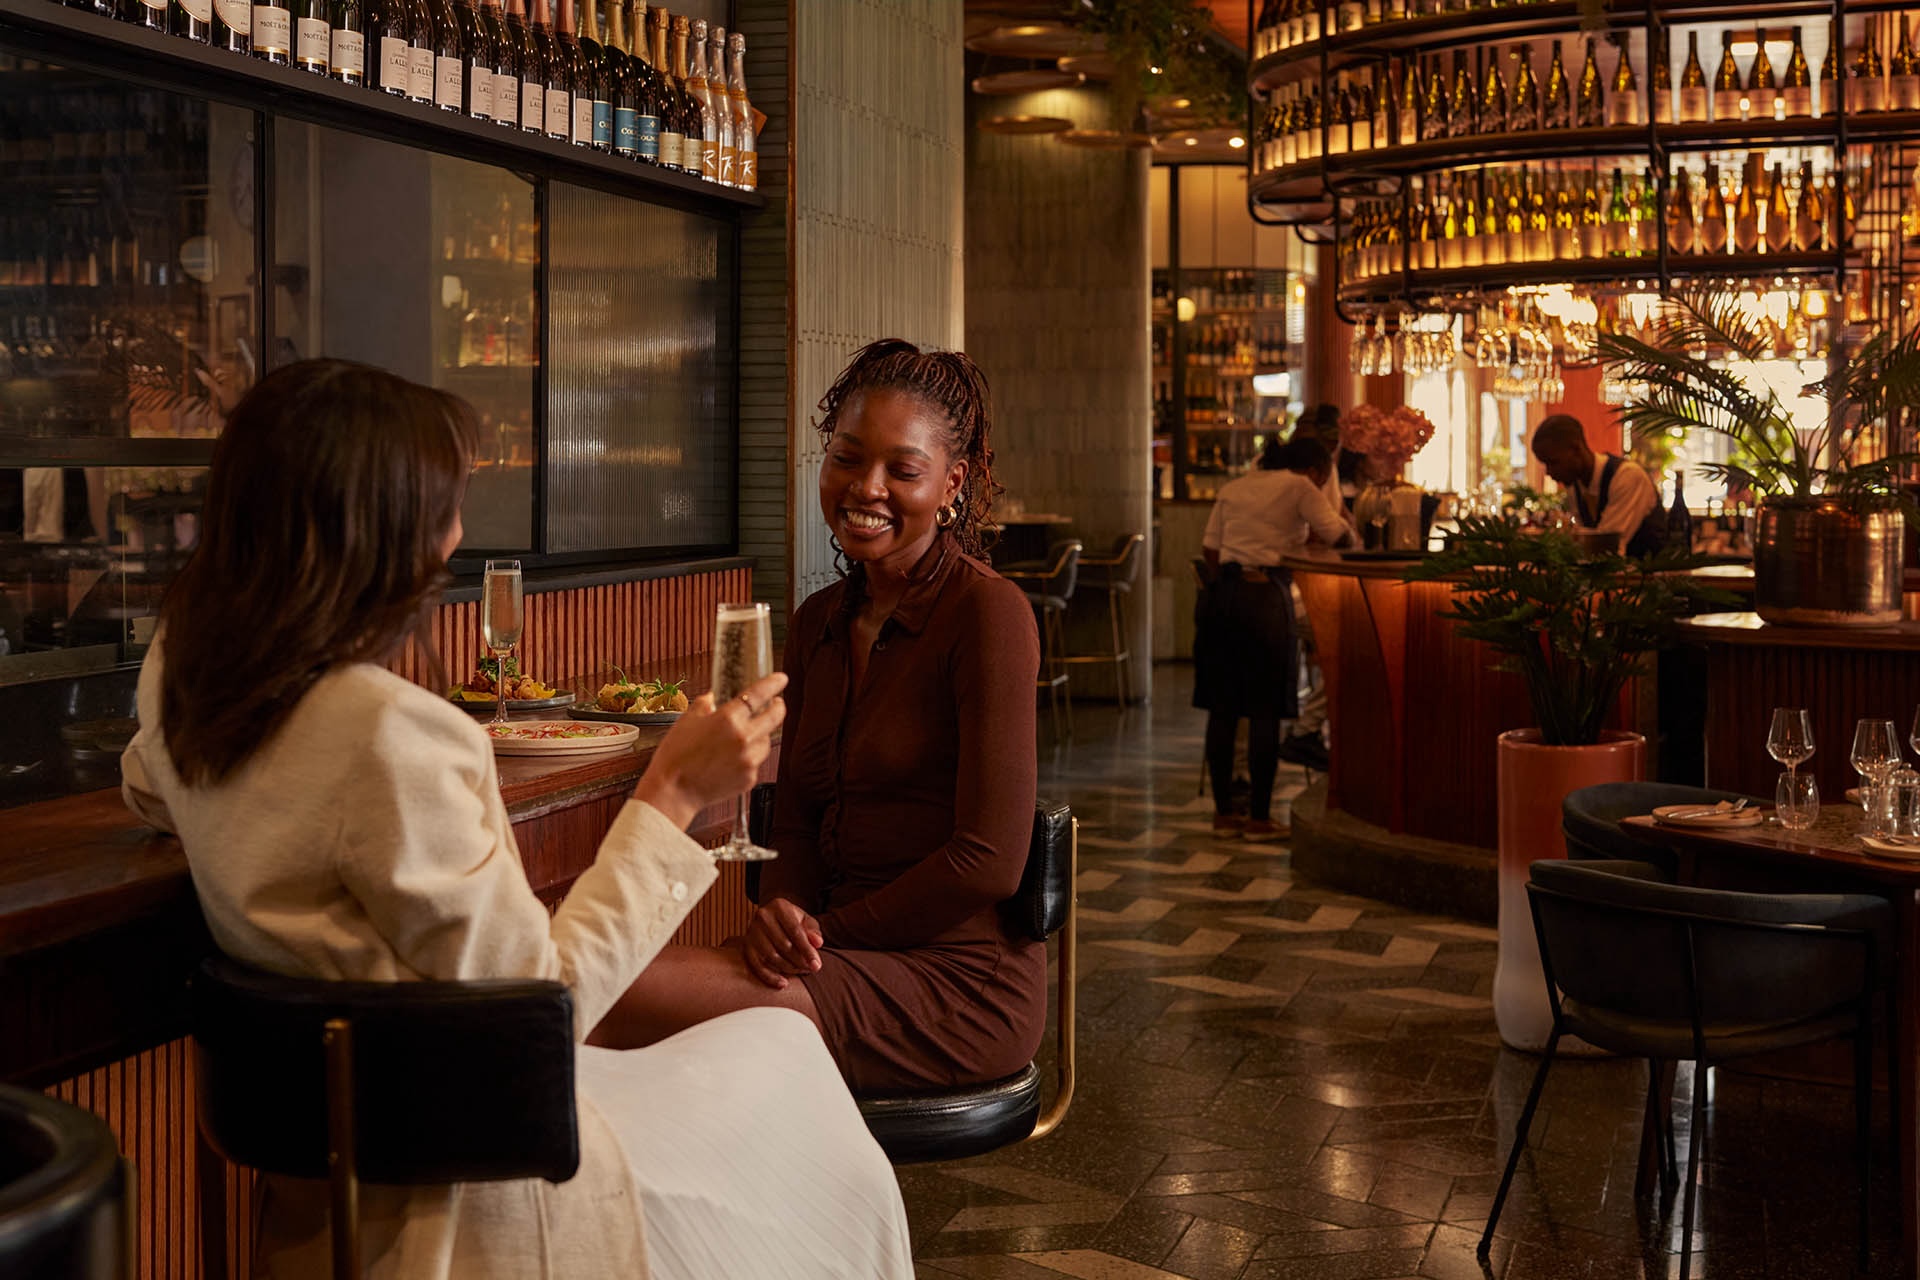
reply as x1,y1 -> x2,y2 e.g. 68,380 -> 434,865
745,786 -> 1077,1163
1562,782 -> 1760,879
1062,533 -> 1146,706
1001,540 -> 1082,740
0,1084 -> 131,1280
1481,858 -> 1893,1279
190,956 -> 579,1280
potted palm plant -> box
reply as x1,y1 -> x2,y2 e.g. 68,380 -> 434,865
1407,517 -> 1730,1048
1598,293 -> 1920,626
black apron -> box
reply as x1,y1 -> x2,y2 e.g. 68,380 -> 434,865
1191,563 -> 1298,718
1574,455 -> 1666,558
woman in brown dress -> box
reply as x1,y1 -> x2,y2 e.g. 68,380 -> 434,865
596,340 -> 1044,1091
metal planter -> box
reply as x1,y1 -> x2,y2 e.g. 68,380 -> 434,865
1753,496 -> 1904,627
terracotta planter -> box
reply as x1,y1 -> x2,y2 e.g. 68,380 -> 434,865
1494,728 -> 1646,1051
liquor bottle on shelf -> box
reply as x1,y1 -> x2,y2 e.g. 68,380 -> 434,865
1328,72 -> 1352,155
1652,30 -> 1672,123
174,0 -> 212,41
533,0 -> 570,141
1666,471 -> 1692,552
1679,30 -> 1709,123
1833,168 -> 1855,249
1552,173 -> 1577,259
1510,44 -> 1540,131
1668,163 -> 1696,254
1396,58 -> 1421,147
670,13 -> 706,176
1606,166 -> 1632,257
1636,165 -> 1657,254
1795,159 -> 1824,251
709,24 -> 737,183
370,0 -> 410,93
605,0 -> 636,155
331,0 -> 365,83
1480,45 -> 1508,135
653,7 -> 690,173
698,22 -> 734,182
1525,168 -> 1550,261
429,0 -> 463,113
1711,30 -> 1742,122
1733,155 -> 1760,254
1367,66 -> 1388,151
555,0 -> 589,144
728,30 -> 755,191
1747,31 -> 1776,121
135,0 -> 167,34
1819,26 -> 1839,119
1896,14 -> 1920,112
1851,24 -> 1887,113
630,0 -> 663,163
1608,34 -> 1639,126
1698,161 -> 1728,253
1422,55 -> 1448,142
406,0 -> 435,104
1337,0 -> 1362,35
579,0 -> 611,150
458,0 -> 493,119
289,0 -> 328,72
1300,0 -> 1319,48
1448,49 -> 1474,138
485,0 -> 518,126
512,0 -> 545,131
1783,27 -> 1812,118
1574,37 -> 1602,127
253,0 -> 293,64
1542,40 -> 1570,129
1766,162 -> 1792,253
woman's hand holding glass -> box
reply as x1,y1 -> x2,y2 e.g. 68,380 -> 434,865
741,898 -> 824,990
631,672 -> 788,831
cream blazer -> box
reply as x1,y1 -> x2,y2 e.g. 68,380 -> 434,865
121,647 -> 718,1280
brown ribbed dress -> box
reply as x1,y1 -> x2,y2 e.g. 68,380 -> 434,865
758,534 -> 1045,1093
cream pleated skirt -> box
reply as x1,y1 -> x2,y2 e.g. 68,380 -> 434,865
576,1007 -> 915,1280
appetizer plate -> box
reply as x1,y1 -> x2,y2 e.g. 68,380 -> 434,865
1859,834 -> 1920,861
573,706 -> 683,727
451,691 -> 577,715
1651,802 -> 1765,829
485,720 -> 638,756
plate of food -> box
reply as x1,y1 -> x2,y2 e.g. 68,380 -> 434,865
484,720 -> 639,756
574,669 -> 691,726
449,656 -> 577,714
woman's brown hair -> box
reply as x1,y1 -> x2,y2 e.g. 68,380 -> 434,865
812,339 -> 1001,560
158,359 -> 477,786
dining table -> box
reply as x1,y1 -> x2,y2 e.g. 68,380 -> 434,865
1621,804 -> 1920,1276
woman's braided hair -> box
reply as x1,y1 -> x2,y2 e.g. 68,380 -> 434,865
813,339 -> 1001,561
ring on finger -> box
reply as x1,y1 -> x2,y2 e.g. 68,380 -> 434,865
737,692 -> 760,717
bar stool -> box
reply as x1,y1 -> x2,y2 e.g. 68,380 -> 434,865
1062,533 -> 1145,706
1003,540 -> 1081,740
0,1085 -> 131,1280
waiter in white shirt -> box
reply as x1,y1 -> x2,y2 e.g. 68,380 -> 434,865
1529,414 -> 1664,556
1195,437 -> 1354,842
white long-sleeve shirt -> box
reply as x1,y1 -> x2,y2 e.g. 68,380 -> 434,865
1571,453 -> 1659,540
1203,469 -> 1351,566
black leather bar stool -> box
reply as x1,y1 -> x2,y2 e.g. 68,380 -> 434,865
1063,532 -> 1145,706
1001,540 -> 1082,740
190,956 -> 579,1280
0,1084 -> 131,1280
747,786 -> 1077,1164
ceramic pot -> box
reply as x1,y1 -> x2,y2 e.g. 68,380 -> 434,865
1494,728 -> 1646,1051
1753,496 -> 1902,627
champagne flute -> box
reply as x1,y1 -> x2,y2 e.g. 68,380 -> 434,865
480,559 -> 524,726
1767,707 -> 1814,778
710,601 -> 777,861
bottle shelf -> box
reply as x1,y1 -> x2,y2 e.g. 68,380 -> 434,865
0,0 -> 765,215
1337,249 -> 1863,304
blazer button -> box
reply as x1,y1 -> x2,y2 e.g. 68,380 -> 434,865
671,882 -> 689,901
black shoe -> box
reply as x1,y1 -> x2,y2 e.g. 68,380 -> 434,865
1278,732 -> 1330,772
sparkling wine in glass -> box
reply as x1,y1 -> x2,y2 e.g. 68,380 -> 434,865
711,601 -> 776,861
1767,707 -> 1814,777
481,559 -> 524,726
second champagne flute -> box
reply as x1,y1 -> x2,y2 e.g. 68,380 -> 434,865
1767,707 -> 1814,777
481,558 -> 524,726
710,601 -> 776,861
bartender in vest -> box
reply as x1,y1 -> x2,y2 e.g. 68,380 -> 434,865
1528,413 -> 1664,556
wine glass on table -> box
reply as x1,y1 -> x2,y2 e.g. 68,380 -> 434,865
1768,708 -> 1814,779
481,559 -> 524,727
710,601 -> 777,862
1852,718 -> 1902,835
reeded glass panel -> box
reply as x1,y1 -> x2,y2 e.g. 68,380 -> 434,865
273,122 -> 537,551
545,182 -> 733,555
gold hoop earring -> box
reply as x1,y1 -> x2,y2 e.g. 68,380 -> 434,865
936,504 -> 957,528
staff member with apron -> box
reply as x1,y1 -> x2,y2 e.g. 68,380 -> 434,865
1195,437 -> 1354,842
1528,413 -> 1664,556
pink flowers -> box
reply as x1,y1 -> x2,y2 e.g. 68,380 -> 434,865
1339,404 -> 1436,468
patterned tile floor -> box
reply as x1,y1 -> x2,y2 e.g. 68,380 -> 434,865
903,665 -> 1897,1279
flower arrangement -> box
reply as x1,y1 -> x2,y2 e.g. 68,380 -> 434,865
1339,404 -> 1436,469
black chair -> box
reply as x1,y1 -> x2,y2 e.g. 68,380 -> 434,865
1562,782 -> 1759,878
0,1085 -> 131,1280
1001,540 -> 1082,740
1062,533 -> 1146,706
746,785 -> 1077,1164
190,955 -> 580,1280
1481,859 -> 1893,1279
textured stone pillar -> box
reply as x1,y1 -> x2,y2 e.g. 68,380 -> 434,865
964,87 -> 1154,702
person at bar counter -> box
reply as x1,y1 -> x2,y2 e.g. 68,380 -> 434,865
1196,437 -> 1354,840
591,339 -> 1046,1094
117,360 -> 914,1280
1529,412 -> 1664,555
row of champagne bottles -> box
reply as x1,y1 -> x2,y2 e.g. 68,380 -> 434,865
1152,321 -> 1291,370
1254,22 -> 1920,175
1340,158 -> 1857,280
1253,0 -> 1547,58
47,0 -> 758,189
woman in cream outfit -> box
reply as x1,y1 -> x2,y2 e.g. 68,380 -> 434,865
122,359 -> 913,1280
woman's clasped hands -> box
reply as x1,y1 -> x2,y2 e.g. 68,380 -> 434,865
742,898 -> 823,990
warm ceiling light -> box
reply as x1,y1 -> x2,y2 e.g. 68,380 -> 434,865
1183,136 -> 1198,145
1171,97 -> 1191,109
1228,135 -> 1246,148
1149,65 -> 1163,75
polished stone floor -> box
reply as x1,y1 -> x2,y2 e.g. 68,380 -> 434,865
903,665 -> 1896,1279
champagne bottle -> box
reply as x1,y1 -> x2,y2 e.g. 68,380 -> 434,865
1895,14 -> 1920,112
1511,44 -> 1540,131
1552,172 -> 1577,260
1575,37 -> 1603,127
1733,155 -> 1759,253
1679,30 -> 1709,123
554,0 -> 589,145
174,0 -> 212,42
1653,29 -> 1673,122
1636,165 -> 1657,254
1747,34 -> 1776,121
406,0 -> 435,104
1423,55 -> 1449,142
253,0 -> 293,64
1367,66 -> 1389,151
579,0 -> 611,150
370,0 -> 410,93
293,0 -> 330,71
1608,35 -> 1640,126
1794,159 -> 1824,251
686,17 -> 718,176
1666,471 -> 1692,553
728,29 -> 756,192
1606,166 -> 1632,256
1503,168 -> 1524,261
1766,161 -> 1792,252
1783,27 -> 1812,117
1525,168 -> 1550,260
1461,171 -> 1482,268
1712,30 -> 1742,121
1330,72 -> 1353,155
512,0 -> 545,132
1834,170 -> 1856,249
429,0 -> 464,113
631,0 -> 663,163
1580,166 -> 1604,257
1440,176 -> 1463,269
1819,27 -> 1839,119
1338,0 -> 1363,35
1480,46 -> 1508,134
458,0 -> 492,119
485,0 -> 518,127
652,7 -> 690,173
533,0 -> 570,141
331,0 -> 365,82
605,0 -> 636,156
1449,50 -> 1475,138
1397,58 -> 1422,146
1851,24 -> 1887,113
710,24 -> 738,182
1668,163 -> 1696,254
135,0 -> 168,34
1699,161 -> 1728,252
1539,40 -> 1569,130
